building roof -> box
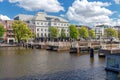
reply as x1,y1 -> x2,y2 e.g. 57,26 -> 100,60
76,25 -> 91,29
96,25 -> 113,28
14,14 -> 34,21
32,12 -> 69,22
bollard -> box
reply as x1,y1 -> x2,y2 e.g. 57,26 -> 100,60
77,47 -> 80,53
90,48 -> 94,57
32,45 -> 34,49
88,47 -> 90,52
25,44 -> 27,49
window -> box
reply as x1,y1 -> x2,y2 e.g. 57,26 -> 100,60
55,18 -> 60,21
37,33 -> 39,37
67,24 -> 69,26
45,33 -> 47,37
37,22 -> 39,25
41,29 -> 43,31
48,23 -> 51,26
54,22 -> 57,25
26,21 -> 30,23
48,33 -> 50,37
45,23 -> 47,26
64,24 -> 66,26
37,28 -> 39,31
45,29 -> 47,32
41,23 -> 43,25
67,30 -> 69,32
67,33 -> 69,37
41,33 -> 43,37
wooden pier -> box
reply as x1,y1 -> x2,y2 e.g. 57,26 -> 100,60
46,42 -> 71,51
98,42 -> 120,57
99,48 -> 120,57
69,41 -> 100,53
27,42 -> 48,49
0,44 -> 17,47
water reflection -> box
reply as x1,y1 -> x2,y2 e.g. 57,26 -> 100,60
106,71 -> 119,80
0,47 -> 119,80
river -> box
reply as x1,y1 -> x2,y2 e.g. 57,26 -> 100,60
0,47 -> 119,80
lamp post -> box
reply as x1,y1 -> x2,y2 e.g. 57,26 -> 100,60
99,30 -> 102,49
110,37 -> 113,49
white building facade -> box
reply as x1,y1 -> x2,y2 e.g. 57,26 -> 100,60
32,12 -> 70,38
93,25 -> 114,39
14,12 -> 70,41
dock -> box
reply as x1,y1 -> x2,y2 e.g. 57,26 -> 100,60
46,42 -> 71,51
98,42 -> 120,57
0,44 -> 17,47
69,41 -> 100,53
99,48 -> 120,57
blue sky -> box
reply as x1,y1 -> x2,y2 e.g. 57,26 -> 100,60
0,0 -> 120,26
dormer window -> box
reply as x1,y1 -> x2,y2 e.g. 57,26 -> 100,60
55,18 -> 60,21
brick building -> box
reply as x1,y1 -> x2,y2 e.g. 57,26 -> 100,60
0,20 -> 15,43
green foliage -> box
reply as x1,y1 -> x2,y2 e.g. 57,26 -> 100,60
69,25 -> 79,40
61,28 -> 66,39
49,26 -> 59,39
118,30 -> 120,40
89,29 -> 96,39
79,26 -> 89,39
12,20 -> 33,43
105,28 -> 118,38
0,24 -> 5,37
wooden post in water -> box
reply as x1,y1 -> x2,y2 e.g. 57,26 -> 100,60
76,41 -> 79,53
77,47 -> 80,53
90,48 -> 94,57
110,38 -> 113,49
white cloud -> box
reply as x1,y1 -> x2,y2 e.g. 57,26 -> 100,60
9,0 -> 64,12
60,14 -> 65,17
0,14 -> 10,20
114,0 -> 120,4
66,0 -> 113,26
111,19 -> 120,26
0,0 -> 3,2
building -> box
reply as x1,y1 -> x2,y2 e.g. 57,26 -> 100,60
0,20 -> 15,43
14,12 -> 70,41
76,25 -> 91,29
14,14 -> 33,21
93,25 -> 114,39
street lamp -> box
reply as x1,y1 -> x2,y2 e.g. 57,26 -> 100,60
110,37 -> 113,49
99,30 -> 102,49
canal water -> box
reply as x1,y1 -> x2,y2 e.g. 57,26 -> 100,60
0,47 -> 119,80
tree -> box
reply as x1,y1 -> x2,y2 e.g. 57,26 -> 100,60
79,26 -> 89,39
49,26 -> 59,40
0,24 -> 5,38
61,28 -> 66,40
12,20 -> 33,43
118,30 -> 120,40
69,25 -> 79,40
89,29 -> 96,39
105,28 -> 118,38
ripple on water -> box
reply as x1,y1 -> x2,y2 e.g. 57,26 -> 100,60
1,67 -> 108,80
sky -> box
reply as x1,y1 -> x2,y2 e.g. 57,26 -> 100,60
0,0 -> 120,27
